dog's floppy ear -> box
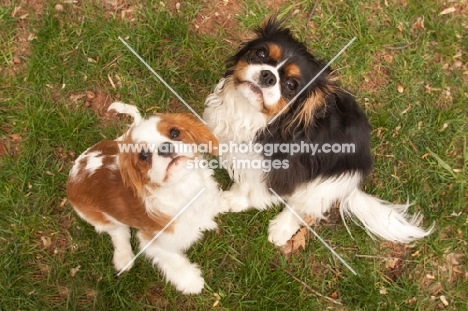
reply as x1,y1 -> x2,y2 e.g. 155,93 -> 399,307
178,114 -> 219,156
118,135 -> 150,198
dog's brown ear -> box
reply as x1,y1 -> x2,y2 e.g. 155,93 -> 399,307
157,113 -> 219,155
118,135 -> 150,198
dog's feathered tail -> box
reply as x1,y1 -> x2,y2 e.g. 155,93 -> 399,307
108,102 -> 142,141
340,189 -> 434,243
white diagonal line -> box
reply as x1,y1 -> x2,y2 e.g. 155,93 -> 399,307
268,37 -> 356,125
117,187 -> 206,276
268,188 -> 357,275
118,36 -> 207,124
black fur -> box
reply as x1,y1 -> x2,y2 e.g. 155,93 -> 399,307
228,17 -> 374,196
256,89 -> 373,196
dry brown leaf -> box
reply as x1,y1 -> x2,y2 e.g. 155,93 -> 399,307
9,134 -> 22,141
439,7 -> 456,15
280,227 -> 309,255
69,93 -> 86,104
412,17 -> 425,30
440,295 -> 449,306
70,265 -> 81,277
59,286 -> 69,296
401,105 -> 411,114
86,91 -> 96,99
383,54 -> 394,63
386,257 -> 400,270
41,236 -> 51,248
379,286 -> 388,295
397,21 -> 404,32
428,282 -> 443,295
446,253 -> 464,266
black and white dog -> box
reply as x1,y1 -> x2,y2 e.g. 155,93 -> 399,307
203,17 -> 432,246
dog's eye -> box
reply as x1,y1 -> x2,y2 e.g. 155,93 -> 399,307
169,128 -> 180,139
139,150 -> 152,162
256,48 -> 267,59
286,79 -> 298,91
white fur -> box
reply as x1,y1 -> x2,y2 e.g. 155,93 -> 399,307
241,63 -> 284,107
204,79 -> 433,245
203,78 -> 268,144
139,169 -> 221,294
108,101 -> 142,141
84,151 -> 103,174
108,101 -> 142,125
70,103 -> 223,294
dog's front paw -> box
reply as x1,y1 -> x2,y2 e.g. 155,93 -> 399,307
268,217 -> 301,247
221,190 -> 249,213
173,264 -> 205,295
113,251 -> 135,272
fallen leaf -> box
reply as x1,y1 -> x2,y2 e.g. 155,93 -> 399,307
41,236 -> 51,248
446,253 -> 464,266
440,295 -> 449,306
59,286 -> 69,296
439,7 -> 456,15
383,54 -> 394,63
70,265 -> 81,277
86,91 -> 96,99
397,21 -> 404,32
280,227 -> 308,255
453,60 -> 463,68
401,105 -> 411,114
330,291 -> 339,299
386,257 -> 400,270
70,93 -> 86,104
412,17 -> 425,30
9,134 -> 22,141
426,274 -> 436,280
428,282 -> 443,295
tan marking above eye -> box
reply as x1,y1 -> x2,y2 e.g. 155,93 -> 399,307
268,43 -> 282,61
284,63 -> 301,79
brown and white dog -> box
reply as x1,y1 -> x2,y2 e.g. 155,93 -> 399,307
67,102 -> 222,294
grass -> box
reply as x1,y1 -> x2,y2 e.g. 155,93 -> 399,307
1,0 -> 467,310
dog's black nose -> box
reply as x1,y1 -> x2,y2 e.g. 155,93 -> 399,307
158,142 -> 176,157
259,70 -> 277,87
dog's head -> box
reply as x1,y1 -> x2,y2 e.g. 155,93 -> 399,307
119,113 -> 218,195
225,17 -> 336,123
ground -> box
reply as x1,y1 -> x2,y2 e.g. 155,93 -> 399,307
0,0 -> 467,310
